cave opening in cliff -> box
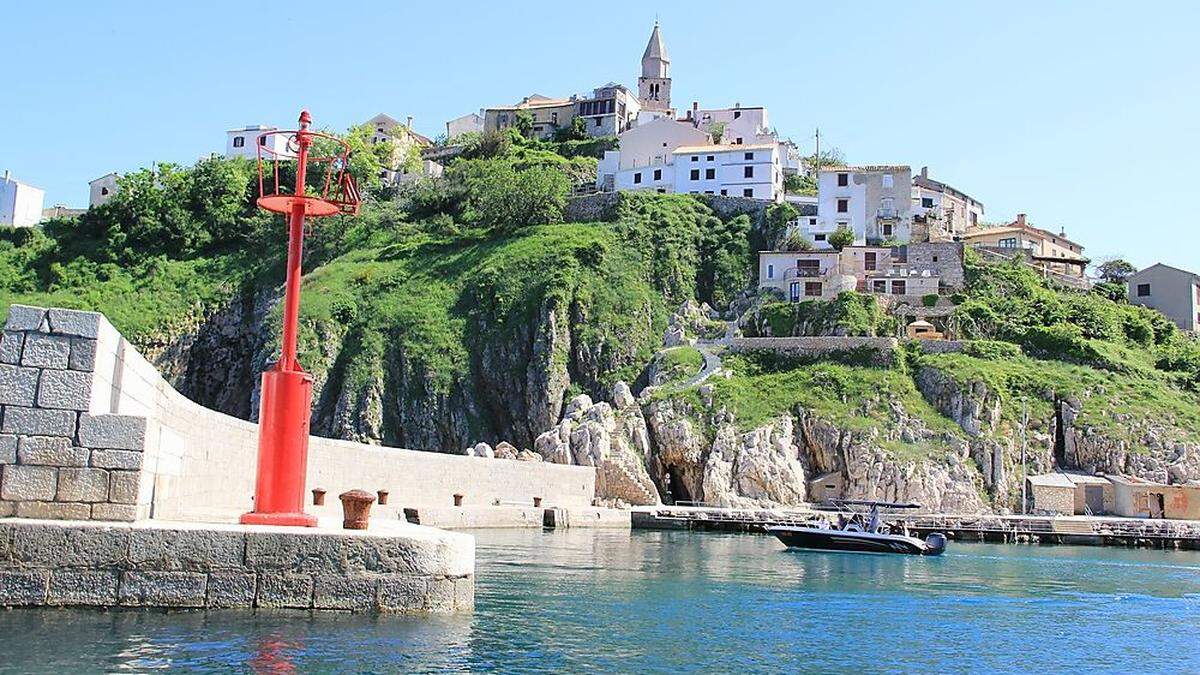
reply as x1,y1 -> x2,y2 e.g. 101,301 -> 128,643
1053,400 -> 1067,467
664,465 -> 693,505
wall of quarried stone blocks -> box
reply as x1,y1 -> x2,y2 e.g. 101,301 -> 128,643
0,305 -> 597,524
0,519 -> 473,612
0,306 -> 151,521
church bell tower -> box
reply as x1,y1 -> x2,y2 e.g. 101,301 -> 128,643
637,22 -> 673,115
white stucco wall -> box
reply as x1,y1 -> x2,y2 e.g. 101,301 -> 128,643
0,175 -> 45,228
88,173 -> 119,208
225,126 -> 290,160
815,167 -> 913,245
1128,264 -> 1200,331
78,310 -> 597,523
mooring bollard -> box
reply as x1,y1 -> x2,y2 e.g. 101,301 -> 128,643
377,489 -> 389,506
533,497 -> 543,507
453,494 -> 464,507
312,488 -> 326,506
339,490 -> 375,530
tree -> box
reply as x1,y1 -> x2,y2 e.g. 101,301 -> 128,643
783,172 -> 816,196
454,158 -> 568,230
710,122 -> 727,144
781,230 -> 814,251
1096,257 -> 1136,283
764,202 -> 798,249
514,111 -> 534,138
828,225 -> 855,250
802,147 -> 846,176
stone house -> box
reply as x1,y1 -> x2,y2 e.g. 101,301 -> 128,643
962,214 -> 1088,279
1127,263 -> 1200,331
445,111 -> 484,141
361,114 -> 438,185
911,166 -> 983,241
757,242 -> 951,302
807,166 -> 914,248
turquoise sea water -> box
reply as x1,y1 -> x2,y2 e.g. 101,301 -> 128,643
1,529 -> 1199,673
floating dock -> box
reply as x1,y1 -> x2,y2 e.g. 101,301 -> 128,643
631,506 -> 1200,550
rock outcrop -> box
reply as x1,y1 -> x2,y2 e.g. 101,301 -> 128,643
533,388 -> 660,505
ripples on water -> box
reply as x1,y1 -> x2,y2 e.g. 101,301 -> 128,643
1,530 -> 1198,673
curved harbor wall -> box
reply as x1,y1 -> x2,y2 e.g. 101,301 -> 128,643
0,306 -> 597,523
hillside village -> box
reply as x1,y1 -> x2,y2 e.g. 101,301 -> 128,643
4,23 -> 1200,519
4,23 -> 1192,331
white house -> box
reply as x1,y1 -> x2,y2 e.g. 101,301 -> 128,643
596,117 -> 709,192
446,111 -> 484,140
802,166 -> 913,248
0,171 -> 45,228
89,172 -> 119,207
225,125 -> 290,160
670,144 -> 782,199
360,113 -> 436,184
911,166 -> 983,241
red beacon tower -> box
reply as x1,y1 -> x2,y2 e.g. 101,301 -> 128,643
240,110 -> 360,527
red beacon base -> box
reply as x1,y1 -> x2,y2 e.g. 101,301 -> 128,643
239,365 -> 318,528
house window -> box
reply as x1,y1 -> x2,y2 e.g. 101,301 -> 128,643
998,237 -> 1018,248
865,252 -> 877,271
704,190 -> 714,194
805,282 -> 822,297
744,152 -> 754,160
551,112 -> 558,124
744,166 -> 754,178
720,189 -> 727,195
891,280 -> 906,295
882,222 -> 893,236
258,136 -> 267,146
653,169 -> 662,181
881,197 -> 894,212
837,199 -> 848,213
100,187 -> 109,196
1137,283 -> 1151,297
797,259 -> 821,276
706,155 -> 714,161
921,197 -> 934,208
499,114 -> 508,125
882,174 -> 893,188
690,169 -> 700,180
837,173 -> 849,187
232,136 -> 245,148
790,282 -> 801,302
873,280 -> 887,293
743,188 -> 754,197
691,156 -> 699,162
932,256 -> 938,262
593,117 -> 602,127
814,233 -> 826,242
809,218 -> 817,225
767,264 -> 775,279
734,111 -> 742,119
633,172 -> 642,184
705,168 -> 715,179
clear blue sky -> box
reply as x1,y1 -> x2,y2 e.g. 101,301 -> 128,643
4,1 -> 1198,269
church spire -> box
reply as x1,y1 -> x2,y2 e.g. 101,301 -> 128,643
641,22 -> 669,77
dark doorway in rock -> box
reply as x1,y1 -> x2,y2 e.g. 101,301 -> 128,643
1150,492 -> 1166,519
665,465 -> 693,505
1054,401 -> 1068,467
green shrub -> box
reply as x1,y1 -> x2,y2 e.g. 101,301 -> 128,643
961,340 -> 1022,360
921,293 -> 939,308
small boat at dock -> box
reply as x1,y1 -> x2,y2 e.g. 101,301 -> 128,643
767,500 -> 947,556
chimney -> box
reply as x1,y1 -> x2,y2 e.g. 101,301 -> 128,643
734,102 -> 741,109
1016,213 -> 1027,227
2,170 -> 8,181
406,115 -> 414,129
920,166 -> 928,179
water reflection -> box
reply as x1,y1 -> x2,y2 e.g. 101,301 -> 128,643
0,530 -> 1198,673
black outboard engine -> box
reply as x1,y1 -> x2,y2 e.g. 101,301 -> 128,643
922,533 -> 947,556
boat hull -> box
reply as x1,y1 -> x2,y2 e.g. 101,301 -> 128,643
768,526 -> 945,556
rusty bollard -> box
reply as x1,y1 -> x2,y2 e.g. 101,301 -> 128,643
453,493 -> 464,507
377,490 -> 389,506
312,488 -> 327,506
339,490 -> 376,530
533,497 -> 543,507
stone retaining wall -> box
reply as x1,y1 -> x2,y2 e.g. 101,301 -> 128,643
564,192 -> 620,222
0,306 -> 597,523
731,336 -> 900,366
0,518 -> 473,612
917,340 -> 968,354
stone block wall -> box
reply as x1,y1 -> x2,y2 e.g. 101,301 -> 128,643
0,307 -> 151,521
730,336 -> 901,367
0,305 -> 597,524
0,518 -> 473,613
904,241 -> 965,289
564,191 -> 621,222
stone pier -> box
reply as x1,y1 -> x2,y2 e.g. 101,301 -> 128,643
0,518 -> 474,612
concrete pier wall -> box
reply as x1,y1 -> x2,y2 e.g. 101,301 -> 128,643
0,306 -> 597,524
